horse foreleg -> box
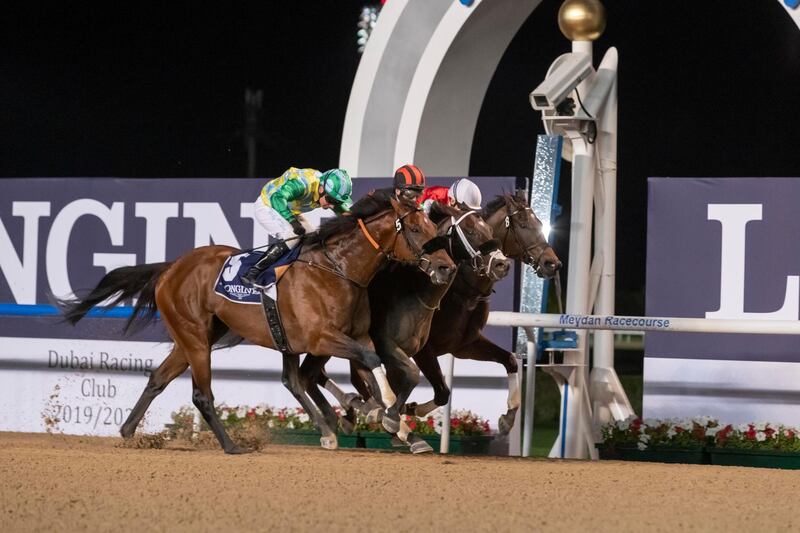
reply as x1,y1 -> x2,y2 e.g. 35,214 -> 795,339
312,332 -> 399,433
453,334 -> 520,435
121,346 -> 188,438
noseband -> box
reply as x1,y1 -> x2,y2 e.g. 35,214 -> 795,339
447,211 -> 508,280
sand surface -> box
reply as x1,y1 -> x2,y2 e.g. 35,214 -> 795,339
0,432 -> 797,532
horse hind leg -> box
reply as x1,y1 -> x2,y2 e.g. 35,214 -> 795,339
121,346 -> 188,438
282,354 -> 337,450
190,363 -> 248,454
300,355 -> 343,436
454,334 -> 520,435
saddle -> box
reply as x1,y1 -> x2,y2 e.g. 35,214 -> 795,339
213,247 -> 300,353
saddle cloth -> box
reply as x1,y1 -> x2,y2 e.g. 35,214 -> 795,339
213,246 -> 301,304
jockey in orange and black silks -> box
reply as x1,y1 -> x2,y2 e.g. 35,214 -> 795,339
242,167 -> 352,285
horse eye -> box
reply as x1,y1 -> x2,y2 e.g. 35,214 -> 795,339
410,226 -> 421,233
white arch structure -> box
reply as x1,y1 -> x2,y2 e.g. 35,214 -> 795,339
341,0 -> 799,177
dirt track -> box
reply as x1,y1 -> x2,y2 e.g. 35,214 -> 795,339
0,432 -> 797,532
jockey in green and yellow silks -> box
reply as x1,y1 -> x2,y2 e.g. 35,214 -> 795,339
242,167 -> 353,286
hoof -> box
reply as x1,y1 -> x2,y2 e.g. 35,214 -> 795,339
342,392 -> 363,409
391,436 -> 409,448
401,402 -> 417,415
361,397 -> 382,416
224,445 -> 252,455
120,427 -> 135,439
320,435 -> 338,450
410,440 -> 434,454
340,416 -> 356,435
497,408 -> 518,436
382,412 -> 400,434
366,407 -> 383,424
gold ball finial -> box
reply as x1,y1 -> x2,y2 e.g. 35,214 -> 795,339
558,0 -> 606,41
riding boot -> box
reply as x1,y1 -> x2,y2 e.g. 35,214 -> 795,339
241,241 -> 291,285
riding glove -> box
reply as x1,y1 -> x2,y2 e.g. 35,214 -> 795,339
290,218 -> 306,236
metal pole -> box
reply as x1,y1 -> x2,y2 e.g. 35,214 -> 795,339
439,353 -> 455,454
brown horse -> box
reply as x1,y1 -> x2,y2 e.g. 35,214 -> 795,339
57,192 -> 455,453
299,202 -> 511,452
407,192 -> 561,434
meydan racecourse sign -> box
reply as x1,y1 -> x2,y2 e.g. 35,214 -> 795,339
645,178 -> 800,426
0,176 -> 518,436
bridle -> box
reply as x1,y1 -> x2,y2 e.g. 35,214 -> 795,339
501,199 -> 553,275
446,211 -> 507,281
356,205 -> 436,276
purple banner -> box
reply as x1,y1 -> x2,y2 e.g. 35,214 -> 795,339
0,176 -> 519,348
646,177 -> 800,363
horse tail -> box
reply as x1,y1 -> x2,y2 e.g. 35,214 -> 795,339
55,262 -> 172,333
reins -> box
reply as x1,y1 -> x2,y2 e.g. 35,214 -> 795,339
298,205 -> 430,287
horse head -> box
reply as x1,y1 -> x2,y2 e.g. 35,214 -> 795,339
429,202 -> 510,281
485,192 -> 562,278
387,196 -> 455,285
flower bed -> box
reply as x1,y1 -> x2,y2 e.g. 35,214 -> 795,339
599,417 -> 800,469
167,405 -> 493,454
356,410 -> 493,454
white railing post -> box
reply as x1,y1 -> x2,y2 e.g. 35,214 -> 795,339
439,353 -> 455,454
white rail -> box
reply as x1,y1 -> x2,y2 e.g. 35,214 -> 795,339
488,312 -> 800,335
477,312 -> 800,458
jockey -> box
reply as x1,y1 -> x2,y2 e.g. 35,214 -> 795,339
419,178 -> 482,213
242,167 -> 353,285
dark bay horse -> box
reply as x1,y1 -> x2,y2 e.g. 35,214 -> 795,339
408,192 -> 561,434
58,193 -> 455,453
300,202 -> 511,452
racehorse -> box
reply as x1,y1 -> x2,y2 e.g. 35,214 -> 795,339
312,192 -> 560,439
407,192 -> 561,434
300,202 -> 511,452
57,192 -> 455,453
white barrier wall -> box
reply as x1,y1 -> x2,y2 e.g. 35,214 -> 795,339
0,336 -> 511,436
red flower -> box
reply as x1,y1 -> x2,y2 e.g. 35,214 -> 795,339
745,425 -> 757,440
409,420 -> 417,430
426,417 -> 435,428
451,418 -> 460,428
246,409 -> 256,419
787,430 -> 796,439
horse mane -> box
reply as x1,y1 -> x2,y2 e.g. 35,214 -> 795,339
482,190 -> 527,218
305,188 -> 394,245
428,201 -> 462,224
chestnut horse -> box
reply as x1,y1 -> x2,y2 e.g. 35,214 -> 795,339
58,193 -> 454,453
300,202 -> 511,452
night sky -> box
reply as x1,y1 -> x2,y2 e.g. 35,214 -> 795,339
3,1 -> 799,313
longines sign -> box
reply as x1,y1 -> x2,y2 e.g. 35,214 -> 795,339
645,177 -> 800,425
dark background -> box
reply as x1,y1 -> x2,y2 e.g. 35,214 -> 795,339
2,0 -> 800,314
